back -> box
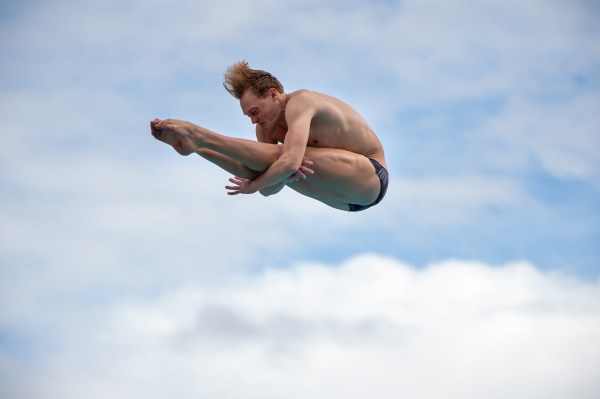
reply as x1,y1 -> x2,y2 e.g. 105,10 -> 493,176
287,90 -> 387,168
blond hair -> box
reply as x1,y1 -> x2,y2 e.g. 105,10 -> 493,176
223,60 -> 284,99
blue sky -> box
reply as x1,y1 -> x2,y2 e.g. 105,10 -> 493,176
1,0 -> 599,398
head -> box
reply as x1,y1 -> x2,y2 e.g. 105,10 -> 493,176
223,61 -> 285,131
223,60 -> 284,99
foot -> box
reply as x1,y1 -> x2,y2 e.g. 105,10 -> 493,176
150,118 -> 202,156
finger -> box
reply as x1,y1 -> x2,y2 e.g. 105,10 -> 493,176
298,167 -> 312,176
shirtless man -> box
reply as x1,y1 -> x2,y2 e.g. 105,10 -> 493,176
150,61 -> 388,211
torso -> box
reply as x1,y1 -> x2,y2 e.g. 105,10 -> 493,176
261,90 -> 387,169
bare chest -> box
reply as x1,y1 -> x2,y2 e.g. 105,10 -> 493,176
269,122 -> 340,148
269,128 -> 287,144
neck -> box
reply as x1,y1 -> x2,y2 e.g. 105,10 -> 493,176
275,93 -> 288,129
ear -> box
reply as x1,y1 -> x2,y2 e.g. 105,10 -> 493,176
269,88 -> 280,101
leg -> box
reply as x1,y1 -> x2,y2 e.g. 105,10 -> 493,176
151,119 -> 381,206
196,148 -> 262,180
301,147 -> 382,205
151,118 -> 280,171
196,142 -> 381,206
286,180 -> 351,211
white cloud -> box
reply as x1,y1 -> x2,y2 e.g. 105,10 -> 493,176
2,255 -> 598,399
482,93 -> 600,183
386,174 -> 530,226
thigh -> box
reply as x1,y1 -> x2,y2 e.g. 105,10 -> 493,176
287,181 -> 350,211
302,147 -> 381,205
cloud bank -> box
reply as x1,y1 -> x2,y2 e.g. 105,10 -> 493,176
2,255 -> 598,399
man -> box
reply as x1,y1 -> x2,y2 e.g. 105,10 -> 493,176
150,61 -> 388,212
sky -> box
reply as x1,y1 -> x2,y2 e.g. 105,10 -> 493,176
0,0 -> 599,398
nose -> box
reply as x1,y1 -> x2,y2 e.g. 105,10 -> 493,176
251,116 -> 258,124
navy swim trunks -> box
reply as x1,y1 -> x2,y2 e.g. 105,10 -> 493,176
348,158 -> 389,212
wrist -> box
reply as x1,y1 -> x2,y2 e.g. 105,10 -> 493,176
249,180 -> 260,194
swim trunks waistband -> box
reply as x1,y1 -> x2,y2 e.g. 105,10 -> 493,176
348,158 -> 389,212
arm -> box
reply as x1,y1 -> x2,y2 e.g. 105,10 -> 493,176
247,98 -> 314,192
258,158 -> 315,196
255,128 -> 287,196
259,181 -> 287,197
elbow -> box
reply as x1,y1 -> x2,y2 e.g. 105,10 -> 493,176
280,158 -> 301,176
260,182 -> 285,197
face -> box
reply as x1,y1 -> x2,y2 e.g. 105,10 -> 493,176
240,89 -> 281,132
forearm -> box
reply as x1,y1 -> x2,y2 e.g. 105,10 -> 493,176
251,158 -> 297,192
259,181 -> 286,197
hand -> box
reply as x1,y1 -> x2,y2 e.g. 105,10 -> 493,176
225,177 -> 258,195
285,159 -> 315,183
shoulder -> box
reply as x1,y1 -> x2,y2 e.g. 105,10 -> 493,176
285,90 -> 319,117
287,89 -> 320,106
